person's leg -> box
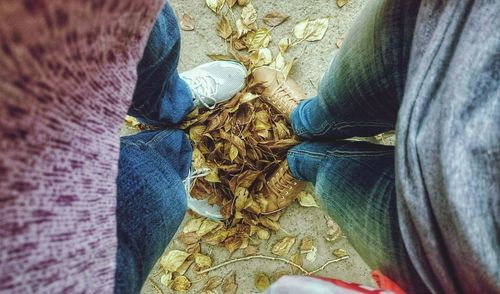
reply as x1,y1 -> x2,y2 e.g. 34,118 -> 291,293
288,141 -> 427,293
291,0 -> 421,140
114,129 -> 192,293
128,2 -> 194,126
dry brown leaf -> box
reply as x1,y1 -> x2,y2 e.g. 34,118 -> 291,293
160,250 -> 190,272
178,232 -> 201,245
244,245 -> 258,256
290,253 -> 303,274
224,236 -> 243,254
217,16 -> 233,39
177,260 -> 193,275
206,0 -> 225,13
245,28 -> 271,51
198,219 -> 222,237
333,248 -> 349,258
204,230 -> 230,245
263,12 -> 290,27
183,218 -> 203,233
299,237 -> 314,253
186,243 -> 201,255
255,272 -> 271,292
180,13 -> 195,31
241,3 -> 257,26
170,276 -> 192,292
195,254 -> 213,269
229,144 -> 239,161
293,18 -> 329,41
278,37 -> 292,54
337,0 -> 348,8
204,276 -> 223,291
160,272 -> 173,286
256,228 -> 270,240
222,272 -> 238,294
271,236 -> 296,256
298,191 -> 319,207
226,0 -> 237,8
237,0 -> 249,5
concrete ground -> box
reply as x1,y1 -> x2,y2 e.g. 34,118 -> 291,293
140,0 -> 374,293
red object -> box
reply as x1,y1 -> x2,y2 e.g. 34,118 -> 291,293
372,270 -> 406,294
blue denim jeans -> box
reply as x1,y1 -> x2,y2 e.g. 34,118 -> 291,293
288,0 -> 427,293
114,3 -> 193,293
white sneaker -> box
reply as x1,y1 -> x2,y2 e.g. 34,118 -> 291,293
183,168 -> 224,220
180,61 -> 247,109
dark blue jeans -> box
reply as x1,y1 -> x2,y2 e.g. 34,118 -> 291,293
289,0 -> 427,293
115,3 -> 193,293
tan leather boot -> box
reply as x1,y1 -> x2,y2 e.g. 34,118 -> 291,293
261,160 -> 306,215
252,67 -> 306,121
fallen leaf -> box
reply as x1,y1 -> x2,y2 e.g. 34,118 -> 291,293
204,276 -> 223,290
244,245 -> 258,256
333,248 -> 349,258
226,0 -> 237,8
293,18 -> 329,42
178,232 -> 201,244
195,254 -> 213,269
183,218 -> 203,233
160,272 -> 173,286
241,3 -> 257,26
198,219 -> 222,237
204,230 -> 230,245
256,228 -> 270,240
278,37 -> 292,54
229,144 -> 239,161
250,48 -> 273,67
224,236 -> 243,254
160,250 -> 190,272
180,13 -> 195,31
177,260 -> 193,275
245,28 -> 271,51
255,272 -> 271,292
298,191 -> 319,207
217,16 -> 233,39
237,0 -> 249,6
299,237 -> 314,253
271,236 -> 296,256
170,276 -> 192,292
290,253 -> 303,274
206,0 -> 225,13
222,272 -> 238,294
263,12 -> 290,27
337,0 -> 348,8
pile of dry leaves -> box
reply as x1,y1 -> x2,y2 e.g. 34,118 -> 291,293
134,0 -> 353,292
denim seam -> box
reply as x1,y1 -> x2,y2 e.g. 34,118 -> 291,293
145,129 -> 175,146
296,120 -> 394,137
327,150 -> 394,158
288,150 -> 328,159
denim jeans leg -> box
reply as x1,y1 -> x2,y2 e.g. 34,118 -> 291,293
128,2 -> 194,126
288,141 -> 427,293
115,129 -> 192,293
291,0 -> 421,140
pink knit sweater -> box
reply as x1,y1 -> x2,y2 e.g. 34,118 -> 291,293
0,1 -> 162,292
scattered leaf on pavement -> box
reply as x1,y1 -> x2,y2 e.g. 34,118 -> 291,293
160,250 -> 190,272
263,12 -> 290,27
271,236 -> 296,256
170,276 -> 192,292
255,272 -> 271,292
180,13 -> 195,31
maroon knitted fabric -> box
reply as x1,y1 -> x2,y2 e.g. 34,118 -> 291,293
0,1 -> 162,292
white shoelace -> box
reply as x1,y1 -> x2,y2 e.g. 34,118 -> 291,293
183,75 -> 220,109
183,167 -> 212,194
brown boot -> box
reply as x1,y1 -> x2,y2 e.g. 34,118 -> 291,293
252,67 -> 306,121
261,160 -> 306,215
